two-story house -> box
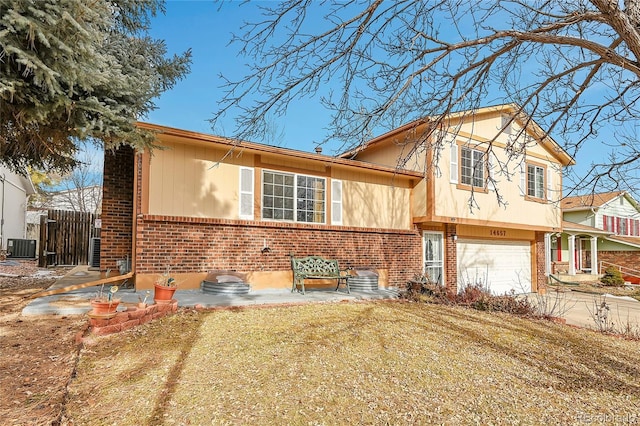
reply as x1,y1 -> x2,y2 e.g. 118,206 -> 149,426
98,104 -> 572,295
559,191 -> 640,281
344,104 -> 573,294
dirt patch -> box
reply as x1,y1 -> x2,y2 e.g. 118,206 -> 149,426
0,261 -> 86,425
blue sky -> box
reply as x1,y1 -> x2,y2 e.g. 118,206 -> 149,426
144,1 -> 608,186
146,1 -> 336,153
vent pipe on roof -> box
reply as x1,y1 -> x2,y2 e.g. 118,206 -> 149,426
315,146 -> 322,154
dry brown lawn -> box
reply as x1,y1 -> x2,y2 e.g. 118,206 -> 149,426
63,302 -> 640,425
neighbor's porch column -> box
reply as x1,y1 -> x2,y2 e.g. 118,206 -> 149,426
568,234 -> 576,275
591,236 -> 599,275
544,233 -> 552,276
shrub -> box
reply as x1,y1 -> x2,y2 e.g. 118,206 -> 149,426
402,274 -> 451,303
600,266 -> 625,287
404,278 -> 536,317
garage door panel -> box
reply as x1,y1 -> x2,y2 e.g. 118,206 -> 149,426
457,239 -> 532,295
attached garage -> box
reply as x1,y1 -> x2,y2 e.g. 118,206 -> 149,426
457,239 -> 532,295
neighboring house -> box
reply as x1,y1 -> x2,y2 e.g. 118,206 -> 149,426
46,185 -> 102,214
0,164 -> 36,251
99,104 -> 573,295
559,191 -> 640,280
29,185 -> 102,215
26,185 -> 102,245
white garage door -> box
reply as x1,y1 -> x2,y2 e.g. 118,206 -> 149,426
457,239 -> 532,295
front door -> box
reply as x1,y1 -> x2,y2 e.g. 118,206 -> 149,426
423,232 -> 444,285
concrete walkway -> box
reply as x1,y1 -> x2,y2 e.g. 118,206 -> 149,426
535,290 -> 640,329
21,266 -> 400,316
22,266 -> 640,333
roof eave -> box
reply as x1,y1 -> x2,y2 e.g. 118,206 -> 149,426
137,122 -> 423,179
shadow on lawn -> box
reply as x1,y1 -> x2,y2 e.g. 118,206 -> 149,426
395,303 -> 640,395
148,314 -> 205,423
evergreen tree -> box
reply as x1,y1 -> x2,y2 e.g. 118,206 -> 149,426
0,0 -> 191,174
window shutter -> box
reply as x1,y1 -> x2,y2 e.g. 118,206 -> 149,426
602,215 -> 608,231
331,179 -> 343,225
519,163 -> 525,196
239,167 -> 254,220
616,217 -> 621,234
449,141 -> 458,184
546,167 -> 553,201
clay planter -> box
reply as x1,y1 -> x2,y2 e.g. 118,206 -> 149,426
89,299 -> 120,318
154,284 -> 177,304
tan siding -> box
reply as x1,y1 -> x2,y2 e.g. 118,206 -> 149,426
434,124 -> 563,229
260,154 -> 327,173
149,141 -> 250,219
354,142 -> 426,172
412,179 -> 427,218
342,180 -> 411,229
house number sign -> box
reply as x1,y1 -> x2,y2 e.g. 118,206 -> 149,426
489,229 -> 507,237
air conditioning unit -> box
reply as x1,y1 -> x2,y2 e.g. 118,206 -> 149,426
89,237 -> 101,268
7,239 -> 37,259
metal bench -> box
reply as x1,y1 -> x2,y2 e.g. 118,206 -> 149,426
290,255 -> 351,295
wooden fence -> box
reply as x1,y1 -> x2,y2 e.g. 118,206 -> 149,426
38,210 -> 101,267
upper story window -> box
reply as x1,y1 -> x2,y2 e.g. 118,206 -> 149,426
527,164 -> 545,199
602,215 -> 640,236
460,147 -> 485,188
262,170 -> 325,223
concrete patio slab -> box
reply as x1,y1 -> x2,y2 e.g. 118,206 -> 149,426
21,265 -> 400,316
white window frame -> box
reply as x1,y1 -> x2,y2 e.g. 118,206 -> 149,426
460,146 -> 485,188
526,163 -> 546,199
423,231 -> 444,285
261,169 -> 327,224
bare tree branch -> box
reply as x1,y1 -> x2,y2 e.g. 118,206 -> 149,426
214,0 -> 640,198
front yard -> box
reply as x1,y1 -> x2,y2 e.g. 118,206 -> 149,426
65,302 -> 640,425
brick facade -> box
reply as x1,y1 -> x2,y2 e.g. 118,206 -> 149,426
534,231 -> 546,291
135,215 -> 422,287
598,251 -> 640,274
444,223 -> 457,293
100,146 -> 135,272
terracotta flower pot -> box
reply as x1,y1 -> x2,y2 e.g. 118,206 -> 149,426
154,283 -> 177,304
90,299 -> 120,316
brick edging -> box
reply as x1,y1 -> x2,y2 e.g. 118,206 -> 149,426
78,301 -> 179,343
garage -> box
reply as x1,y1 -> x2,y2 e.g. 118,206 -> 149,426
457,239 -> 532,295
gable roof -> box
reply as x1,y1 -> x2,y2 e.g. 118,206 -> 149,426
340,103 -> 574,166
561,191 -> 629,211
137,122 -> 424,180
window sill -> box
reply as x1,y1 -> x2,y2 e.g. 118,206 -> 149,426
456,183 -> 488,194
524,195 -> 548,204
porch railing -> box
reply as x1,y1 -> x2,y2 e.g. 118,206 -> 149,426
598,260 -> 640,282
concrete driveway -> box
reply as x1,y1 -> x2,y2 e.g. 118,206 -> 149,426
531,290 -> 640,330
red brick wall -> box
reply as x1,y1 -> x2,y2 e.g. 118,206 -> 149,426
534,231 -> 546,291
135,215 -> 422,287
100,146 -> 135,271
444,223 -> 458,293
598,251 -> 640,274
